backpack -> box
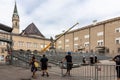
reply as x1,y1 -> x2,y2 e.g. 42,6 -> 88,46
34,62 -> 39,68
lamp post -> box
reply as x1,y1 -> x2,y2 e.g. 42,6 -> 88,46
62,30 -> 66,52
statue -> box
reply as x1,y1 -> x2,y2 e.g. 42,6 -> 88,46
49,37 -> 55,49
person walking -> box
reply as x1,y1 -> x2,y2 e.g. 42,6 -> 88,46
40,54 -> 49,77
113,55 -> 120,80
90,55 -> 94,65
29,56 -> 38,79
62,52 -> 73,76
82,56 -> 86,64
94,55 -> 98,63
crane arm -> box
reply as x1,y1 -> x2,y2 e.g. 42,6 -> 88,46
41,43 -> 51,52
54,22 -> 79,42
41,22 -> 79,52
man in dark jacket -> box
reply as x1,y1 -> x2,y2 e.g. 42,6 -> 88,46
113,55 -> 120,80
90,55 -> 94,64
40,54 -> 49,77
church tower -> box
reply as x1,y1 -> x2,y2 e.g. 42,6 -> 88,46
12,1 -> 19,33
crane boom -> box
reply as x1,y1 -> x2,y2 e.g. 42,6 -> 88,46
41,43 -> 51,52
54,22 -> 79,42
41,22 -> 79,52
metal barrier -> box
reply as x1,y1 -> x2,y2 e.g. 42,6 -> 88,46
60,63 -> 117,80
10,51 -> 42,69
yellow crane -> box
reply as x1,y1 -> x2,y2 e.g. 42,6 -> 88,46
41,22 -> 79,53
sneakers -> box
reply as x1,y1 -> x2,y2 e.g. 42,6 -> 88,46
41,73 -> 49,77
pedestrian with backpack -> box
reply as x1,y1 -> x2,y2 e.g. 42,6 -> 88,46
29,56 -> 38,79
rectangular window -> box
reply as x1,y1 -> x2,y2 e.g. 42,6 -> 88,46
65,45 -> 70,51
116,40 -> 119,44
115,28 -> 120,33
97,32 -> 103,36
116,29 -> 119,32
84,42 -> 89,47
0,42 -> 5,45
26,42 -> 31,48
65,39 -> 69,43
97,40 -> 104,46
115,37 -> 120,44
74,44 -> 78,49
74,37 -> 79,41
58,41 -> 62,44
40,44 -> 44,48
34,43 -> 37,48
58,46 -> 62,49
18,41 -> 24,47
118,48 -> 120,53
84,35 -> 89,39
45,45 -> 47,47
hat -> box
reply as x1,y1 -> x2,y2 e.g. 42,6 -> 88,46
67,52 -> 71,55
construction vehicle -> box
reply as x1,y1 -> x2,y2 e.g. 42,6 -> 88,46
41,22 -> 79,53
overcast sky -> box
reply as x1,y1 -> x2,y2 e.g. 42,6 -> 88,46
0,0 -> 120,38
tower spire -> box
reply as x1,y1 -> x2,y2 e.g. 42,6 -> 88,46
12,1 -> 20,33
13,1 -> 18,16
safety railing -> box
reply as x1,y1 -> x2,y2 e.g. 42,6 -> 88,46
60,62 -> 118,80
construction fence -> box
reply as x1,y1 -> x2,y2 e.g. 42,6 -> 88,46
60,63 -> 118,80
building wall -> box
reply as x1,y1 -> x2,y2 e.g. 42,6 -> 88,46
64,33 -> 74,51
73,30 -> 80,52
90,25 -> 104,52
55,35 -> 65,51
79,28 -> 90,52
56,18 -> 120,54
0,33 -> 50,62
105,20 -> 120,55
12,35 -> 50,52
